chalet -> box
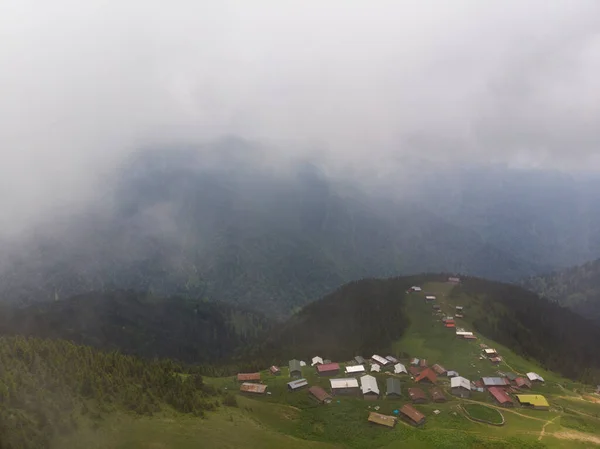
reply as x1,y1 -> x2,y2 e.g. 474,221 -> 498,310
483,348 -> 498,357
410,286 -> 423,292
371,355 -> 389,366
394,363 -> 408,374
446,370 -> 459,378
505,372 -> 518,382
385,355 -> 398,364
425,295 -> 436,301
430,387 -> 446,402
360,375 -> 380,401
354,356 -> 366,365
368,412 -> 397,428
410,358 -> 420,366
415,368 -> 437,384
526,372 -> 545,383
345,365 -> 366,375
330,378 -> 360,396
408,387 -> 427,404
464,334 -> 477,340
399,404 -> 426,426
490,357 -> 502,365
300,361 -> 307,367
456,331 -> 474,338
287,378 -> 308,391
450,376 -> 471,398
409,366 -> 422,376
448,277 -> 461,284
419,359 -> 428,368
240,383 -> 267,394
455,314 -> 464,318
432,304 -> 441,311
237,372 -> 261,382
269,366 -> 281,375
308,386 -> 332,404
289,360 -> 302,378
370,364 -> 381,373
386,378 -> 402,398
323,359 -> 332,364
432,364 -> 447,375
488,387 -> 514,407
316,363 -> 340,376
482,377 -> 510,388
311,356 -> 324,366
515,394 -> 549,410
456,306 -> 464,312
445,321 -> 456,328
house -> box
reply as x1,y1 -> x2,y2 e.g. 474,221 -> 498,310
447,370 -> 459,378
354,356 -> 366,365
371,355 -> 389,366
464,334 -> 477,340
300,361 -> 307,367
488,387 -> 514,406
456,306 -> 464,311
269,366 -> 281,375
415,368 -> 437,384
385,355 -> 398,364
432,364 -> 447,375
345,365 -> 366,375
311,356 -> 324,366
490,357 -> 502,365
240,383 -> 267,394
451,376 -> 471,398
515,377 -> 533,389
409,366 -> 422,376
455,314 -> 464,318
287,378 -> 308,391
432,304 -> 441,311
368,412 -> 397,428
445,321 -> 456,328
360,375 -> 380,401
237,373 -> 261,382
419,359 -> 428,368
483,348 -> 498,357
526,372 -> 545,383
456,331 -> 474,338
408,387 -> 427,404
316,363 -> 340,376
430,387 -> 446,402
515,395 -> 549,410
411,286 -> 423,292
386,378 -> 402,398
330,378 -> 360,396
448,277 -> 461,283
481,377 -> 510,388
425,295 -> 436,301
410,358 -> 420,366
394,363 -> 408,374
399,404 -> 426,426
323,359 -> 332,364
289,360 -> 302,378
505,372 -> 518,382
370,364 -> 381,373
308,386 -> 332,404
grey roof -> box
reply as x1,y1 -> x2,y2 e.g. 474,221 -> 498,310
450,376 -> 471,390
447,371 -> 459,377
385,356 -> 398,363
323,359 -> 332,364
289,359 -> 302,372
360,375 -> 380,395
355,356 -> 366,364
386,377 -> 402,396
482,377 -> 508,386
505,372 -> 518,381
287,378 -> 308,390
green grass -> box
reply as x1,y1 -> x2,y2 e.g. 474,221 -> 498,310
463,404 -> 504,424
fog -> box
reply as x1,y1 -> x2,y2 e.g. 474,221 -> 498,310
2,0 -> 600,235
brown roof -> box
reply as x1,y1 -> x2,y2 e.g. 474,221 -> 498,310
408,387 -> 427,401
409,366 -> 422,376
399,404 -> 426,425
237,372 -> 261,382
308,386 -> 332,403
489,387 -> 513,405
430,387 -> 446,402
515,377 -> 532,388
269,366 -> 280,374
415,368 -> 437,384
368,412 -> 397,428
419,359 -> 428,368
432,364 -> 446,375
316,363 -> 340,373
240,383 -> 267,394
464,334 -> 476,339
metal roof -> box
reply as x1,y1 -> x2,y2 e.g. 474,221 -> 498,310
345,364 -> 366,374
240,383 -> 267,394
415,368 -> 437,384
484,348 -> 497,354
515,395 -> 549,408
451,376 -> 471,390
425,295 -> 436,300
360,375 -> 380,395
370,364 -> 381,372
526,372 -> 544,382
456,331 -> 473,336
488,387 -> 513,404
408,387 -> 426,400
354,356 -> 366,365
399,404 -> 425,424
432,364 -> 446,375
287,379 -> 308,390
308,386 -> 332,403
311,356 -> 324,366
237,373 -> 261,381
411,286 -> 422,291
386,377 -> 401,395
368,412 -> 397,428
482,377 -> 509,386
385,355 -> 398,363
410,358 -> 420,365
430,387 -> 446,401
371,355 -> 389,365
447,370 -> 459,377
330,378 -> 359,389
316,363 -> 340,373
394,363 -> 407,374
289,359 -> 302,373
300,361 -> 307,367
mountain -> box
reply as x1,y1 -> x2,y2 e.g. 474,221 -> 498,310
0,291 -> 272,364
0,144 -> 544,318
523,258 -> 600,325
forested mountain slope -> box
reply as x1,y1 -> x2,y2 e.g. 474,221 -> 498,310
0,291 -> 272,364
0,145 -> 543,318
523,258 -> 600,325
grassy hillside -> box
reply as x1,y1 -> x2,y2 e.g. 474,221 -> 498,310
523,258 -> 600,325
0,291 -> 272,364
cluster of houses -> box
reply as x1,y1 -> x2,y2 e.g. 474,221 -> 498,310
236,352 -> 550,428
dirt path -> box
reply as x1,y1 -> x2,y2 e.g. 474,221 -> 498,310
552,430 -> 600,445
538,416 -> 559,440
460,399 -> 548,423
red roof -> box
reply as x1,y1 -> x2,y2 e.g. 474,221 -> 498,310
488,387 -> 513,405
464,335 -> 477,340
237,372 -> 261,382
415,368 -> 437,384
316,362 -> 340,373
515,377 -> 532,388
409,366 -> 422,376
445,323 -> 456,328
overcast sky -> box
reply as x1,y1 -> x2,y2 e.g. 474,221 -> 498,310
2,1 -> 600,233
